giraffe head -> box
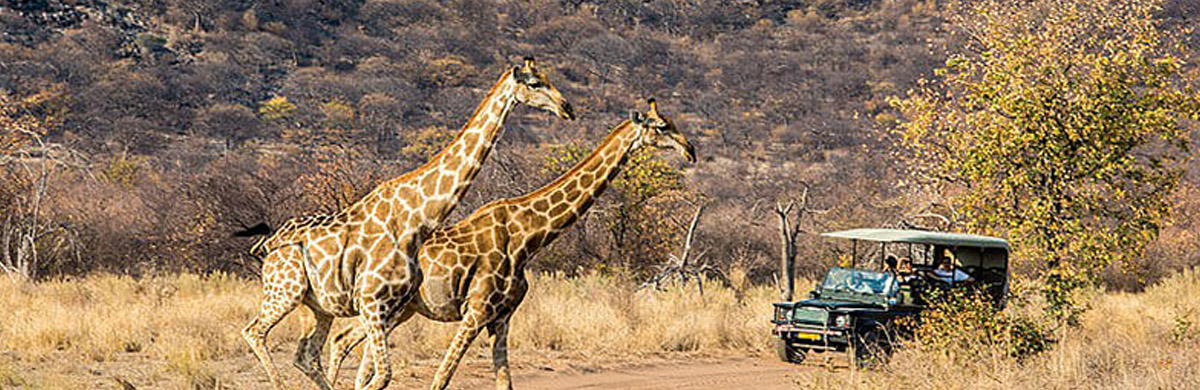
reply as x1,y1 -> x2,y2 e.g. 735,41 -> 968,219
629,98 -> 696,163
510,56 -> 576,120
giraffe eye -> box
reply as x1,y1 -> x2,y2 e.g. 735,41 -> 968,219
527,80 -> 543,88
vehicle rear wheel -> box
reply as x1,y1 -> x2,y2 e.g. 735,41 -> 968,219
775,338 -> 806,363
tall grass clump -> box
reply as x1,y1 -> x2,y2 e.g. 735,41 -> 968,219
0,274 -> 305,363
385,272 -> 784,359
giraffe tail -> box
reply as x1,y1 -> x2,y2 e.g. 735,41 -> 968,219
233,222 -> 273,237
233,222 -> 275,257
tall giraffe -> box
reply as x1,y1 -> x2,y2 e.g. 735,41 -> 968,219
326,99 -> 695,390
239,57 -> 575,390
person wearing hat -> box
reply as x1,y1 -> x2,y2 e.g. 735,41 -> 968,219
931,249 -> 972,284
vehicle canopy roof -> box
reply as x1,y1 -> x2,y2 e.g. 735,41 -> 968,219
821,228 -> 1009,250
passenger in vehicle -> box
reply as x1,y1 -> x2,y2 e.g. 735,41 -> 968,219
931,255 -> 972,284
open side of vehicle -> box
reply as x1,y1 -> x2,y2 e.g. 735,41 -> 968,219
770,228 -> 1010,368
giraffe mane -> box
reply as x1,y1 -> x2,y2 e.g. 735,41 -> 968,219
511,119 -> 635,204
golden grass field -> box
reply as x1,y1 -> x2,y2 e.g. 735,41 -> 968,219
0,269 -> 1197,389
0,271 -> 777,389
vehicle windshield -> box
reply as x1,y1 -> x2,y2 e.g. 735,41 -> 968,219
820,268 -> 898,297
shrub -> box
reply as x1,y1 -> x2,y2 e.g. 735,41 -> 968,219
258,96 -> 296,122
905,286 -> 1051,361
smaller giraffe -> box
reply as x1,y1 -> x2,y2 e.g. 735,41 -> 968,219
326,98 -> 696,390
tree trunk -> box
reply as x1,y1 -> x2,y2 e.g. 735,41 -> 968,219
776,202 -> 796,301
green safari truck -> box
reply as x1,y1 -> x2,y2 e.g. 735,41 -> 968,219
771,228 -> 1010,367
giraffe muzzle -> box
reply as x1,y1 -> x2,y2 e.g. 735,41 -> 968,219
560,102 -> 576,120
683,141 -> 697,163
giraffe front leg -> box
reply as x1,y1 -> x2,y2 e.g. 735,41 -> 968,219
293,307 -> 334,390
328,306 -> 417,387
356,250 -> 421,390
327,316 -> 368,387
430,315 -> 489,390
356,318 -> 393,390
353,334 -> 377,389
487,313 -> 514,390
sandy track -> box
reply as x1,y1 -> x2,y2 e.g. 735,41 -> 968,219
489,357 -> 803,390
28,347 -> 811,389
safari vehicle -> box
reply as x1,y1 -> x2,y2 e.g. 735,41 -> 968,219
770,228 -> 1010,367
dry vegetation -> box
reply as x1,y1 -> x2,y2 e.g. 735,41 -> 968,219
1,0 -> 1198,287
3,1 -> 1200,388
0,271 -> 779,388
0,270 -> 1198,388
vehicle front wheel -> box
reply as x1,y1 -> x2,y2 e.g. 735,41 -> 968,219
775,338 -> 806,363
850,323 -> 893,369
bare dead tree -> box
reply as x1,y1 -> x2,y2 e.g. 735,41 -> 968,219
640,203 -> 739,298
774,185 -> 826,301
1,130 -> 87,282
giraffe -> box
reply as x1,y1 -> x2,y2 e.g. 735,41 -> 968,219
325,98 -> 696,390
238,57 -> 575,390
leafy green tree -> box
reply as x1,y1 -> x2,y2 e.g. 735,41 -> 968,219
889,0 -> 1200,325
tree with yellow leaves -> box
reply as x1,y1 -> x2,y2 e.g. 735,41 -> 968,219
890,0 -> 1200,325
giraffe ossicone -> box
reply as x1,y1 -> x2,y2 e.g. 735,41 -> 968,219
238,57 -> 574,390
325,98 -> 697,390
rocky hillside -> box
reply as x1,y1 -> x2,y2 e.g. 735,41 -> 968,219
1,0 -> 1196,281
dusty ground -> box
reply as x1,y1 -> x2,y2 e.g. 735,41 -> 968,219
484,357 -> 803,390
3,343 -> 811,389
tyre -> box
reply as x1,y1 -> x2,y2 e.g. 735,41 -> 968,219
850,323 -> 893,369
775,338 -> 806,363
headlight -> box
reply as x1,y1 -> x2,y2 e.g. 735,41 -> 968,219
834,314 -> 850,328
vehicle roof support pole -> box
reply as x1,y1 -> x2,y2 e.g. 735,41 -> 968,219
851,240 -> 857,268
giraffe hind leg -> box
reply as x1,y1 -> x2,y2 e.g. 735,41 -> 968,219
294,305 -> 334,390
487,313 -> 514,390
243,247 -> 307,389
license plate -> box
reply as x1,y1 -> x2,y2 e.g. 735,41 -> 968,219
794,332 -> 821,341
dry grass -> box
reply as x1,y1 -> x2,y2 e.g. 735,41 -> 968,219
1,270 -> 1197,389
0,271 -> 779,387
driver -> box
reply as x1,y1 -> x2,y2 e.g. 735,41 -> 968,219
897,257 -> 916,284
883,254 -> 899,274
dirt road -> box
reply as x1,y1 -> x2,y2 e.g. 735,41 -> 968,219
488,357 -> 804,390
36,348 -> 812,389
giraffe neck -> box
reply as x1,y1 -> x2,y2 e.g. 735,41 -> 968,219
357,70 -> 520,231
521,120 -> 640,234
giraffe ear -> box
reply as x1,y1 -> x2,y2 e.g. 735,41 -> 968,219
629,111 -> 646,124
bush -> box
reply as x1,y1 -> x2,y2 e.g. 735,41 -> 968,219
906,286 -> 1051,361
